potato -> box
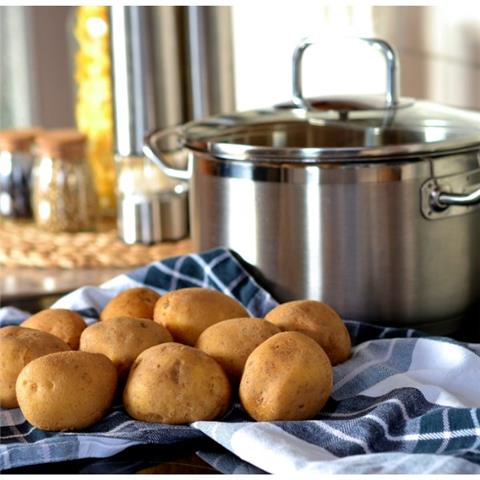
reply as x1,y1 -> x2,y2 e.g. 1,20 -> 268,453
123,343 -> 231,424
101,287 -> 160,321
0,327 -> 70,408
79,316 -> 173,378
239,331 -> 333,421
16,351 -> 117,431
265,300 -> 351,365
196,317 -> 280,382
153,288 -> 249,346
21,309 -> 87,349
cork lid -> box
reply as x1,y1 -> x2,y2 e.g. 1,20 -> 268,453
0,128 -> 43,153
36,129 -> 87,161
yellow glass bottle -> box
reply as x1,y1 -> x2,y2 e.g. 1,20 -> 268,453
74,5 -> 115,215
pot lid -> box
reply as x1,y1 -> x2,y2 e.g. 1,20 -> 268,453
181,37 -> 480,163
182,96 -> 480,162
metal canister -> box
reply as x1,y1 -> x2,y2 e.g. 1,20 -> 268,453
109,6 -> 189,244
0,128 -> 39,219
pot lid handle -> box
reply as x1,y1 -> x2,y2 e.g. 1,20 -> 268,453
292,37 -> 400,110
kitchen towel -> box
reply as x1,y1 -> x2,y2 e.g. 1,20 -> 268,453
1,247 -> 480,474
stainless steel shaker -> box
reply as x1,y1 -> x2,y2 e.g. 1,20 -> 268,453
109,6 -> 188,244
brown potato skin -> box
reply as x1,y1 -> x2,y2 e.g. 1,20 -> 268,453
79,316 -> 173,378
153,288 -> 249,346
196,317 -> 280,382
16,351 -> 117,431
100,287 -> 160,321
239,331 -> 333,421
0,327 -> 70,408
123,343 -> 231,424
265,300 -> 351,365
22,309 -> 87,349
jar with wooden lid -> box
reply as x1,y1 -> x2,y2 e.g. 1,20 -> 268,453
31,129 -> 98,232
0,128 -> 41,219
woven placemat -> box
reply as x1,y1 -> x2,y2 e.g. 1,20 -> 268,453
0,220 -> 192,269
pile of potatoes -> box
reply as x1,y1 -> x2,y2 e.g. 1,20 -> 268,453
0,287 -> 351,431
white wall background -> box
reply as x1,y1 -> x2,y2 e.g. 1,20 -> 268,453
231,4 -> 379,111
374,6 -> 480,110
232,5 -> 480,112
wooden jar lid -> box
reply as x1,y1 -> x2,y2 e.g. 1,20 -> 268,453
0,128 -> 42,153
36,129 -> 87,161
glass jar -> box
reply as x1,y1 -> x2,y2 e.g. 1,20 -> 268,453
32,129 -> 98,232
0,129 -> 39,219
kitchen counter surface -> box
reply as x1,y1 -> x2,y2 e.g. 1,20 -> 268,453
0,238 -> 194,305
0,218 -> 193,305
0,266 -> 129,302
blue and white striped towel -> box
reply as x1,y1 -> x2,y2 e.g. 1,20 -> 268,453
1,247 -> 480,474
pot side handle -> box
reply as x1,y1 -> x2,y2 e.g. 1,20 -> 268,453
430,187 -> 480,210
143,127 -> 192,181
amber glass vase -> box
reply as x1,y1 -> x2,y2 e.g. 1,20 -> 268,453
74,6 -> 115,216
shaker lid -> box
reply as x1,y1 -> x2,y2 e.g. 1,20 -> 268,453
179,37 -> 480,163
37,129 -> 87,161
0,128 -> 42,153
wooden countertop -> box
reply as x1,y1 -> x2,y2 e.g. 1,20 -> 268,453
0,240 -> 193,303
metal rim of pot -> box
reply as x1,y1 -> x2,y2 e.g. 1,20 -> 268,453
144,36 -> 480,213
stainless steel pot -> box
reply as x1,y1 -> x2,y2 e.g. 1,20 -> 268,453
144,37 -> 480,334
